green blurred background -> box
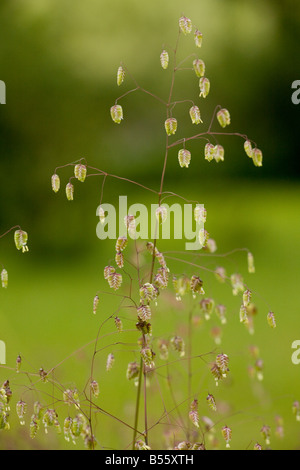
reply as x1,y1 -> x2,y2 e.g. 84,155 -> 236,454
0,0 -> 299,450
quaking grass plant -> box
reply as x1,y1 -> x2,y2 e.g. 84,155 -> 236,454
1,14 -> 292,451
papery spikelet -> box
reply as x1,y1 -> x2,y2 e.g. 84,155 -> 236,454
106,353 -> 115,372
74,164 -> 87,182
140,347 -> 155,368
244,140 -> 253,158
217,108 -> 231,128
230,273 -> 244,295
116,236 -> 128,252
222,425 -> 232,448
137,304 -> 151,322
189,399 -> 199,428
199,228 -> 209,247
1,269 -> 8,288
164,117 -> 177,136
156,205 -> 168,224
178,149 -> 191,168
115,251 -> 124,268
243,289 -> 252,307
140,283 -> 157,303
114,316 -> 123,333
194,29 -> 203,47
207,393 -> 217,412
16,400 -> 27,425
254,442 -> 263,450
215,304 -> 227,324
179,15 -> 192,34
190,275 -> 204,297
214,144 -> 224,162
30,415 -> 40,439
255,358 -> 264,381
124,214 -> 136,237
126,361 -> 140,381
173,275 -> 190,301
65,182 -> 74,201
90,380 -> 99,398
215,266 -> 227,283
267,311 -> 276,329
211,325 -> 222,345
104,265 -> 115,279
107,272 -> 123,290
117,65 -> 125,86
203,238 -> 217,253
260,425 -> 271,445
189,105 -> 202,124
200,297 -> 215,320
16,355 -> 22,373
252,148 -> 263,167
160,50 -> 169,69
216,353 -> 229,377
64,417 -> 72,442
135,439 -> 151,450
14,229 -> 29,252
42,409 -> 57,433
292,401 -> 300,421
110,104 -> 123,124
146,241 -> 159,256
72,414 -> 85,438
247,252 -> 255,273
239,305 -> 249,325
194,205 -> 207,223
176,441 -> 192,450
199,77 -> 210,98
33,401 -> 43,419
193,59 -> 205,78
157,339 -> 169,360
93,294 -> 99,315
51,173 -> 60,193
170,335 -> 185,357
204,143 -> 215,162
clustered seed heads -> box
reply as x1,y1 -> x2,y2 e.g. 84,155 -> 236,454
37,13 -> 275,451
204,143 -> 224,163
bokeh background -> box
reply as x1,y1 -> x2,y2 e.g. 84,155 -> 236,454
0,0 -> 299,450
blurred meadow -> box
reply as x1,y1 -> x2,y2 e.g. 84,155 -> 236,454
0,0 -> 300,450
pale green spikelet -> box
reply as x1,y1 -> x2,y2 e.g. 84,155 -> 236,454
51,173 -> 60,193
160,50 -> 169,69
110,104 -> 123,124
